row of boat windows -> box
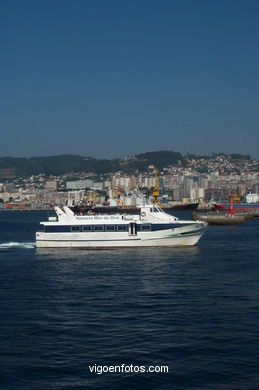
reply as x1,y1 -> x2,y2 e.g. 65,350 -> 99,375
46,224 -> 152,232
71,225 -> 128,232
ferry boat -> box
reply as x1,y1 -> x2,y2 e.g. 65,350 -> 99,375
36,204 -> 207,249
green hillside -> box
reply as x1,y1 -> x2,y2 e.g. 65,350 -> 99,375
0,151 -> 184,177
0,151 -> 254,178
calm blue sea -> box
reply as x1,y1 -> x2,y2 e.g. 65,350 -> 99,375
0,211 -> 259,390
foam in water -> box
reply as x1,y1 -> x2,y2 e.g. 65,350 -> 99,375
0,242 -> 36,250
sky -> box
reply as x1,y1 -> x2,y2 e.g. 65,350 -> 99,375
0,0 -> 258,159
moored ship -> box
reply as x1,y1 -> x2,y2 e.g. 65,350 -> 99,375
213,193 -> 259,211
36,204 -> 207,249
162,202 -> 199,212
71,202 -> 199,215
213,203 -> 259,211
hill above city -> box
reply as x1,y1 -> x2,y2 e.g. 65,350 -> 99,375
0,151 -> 254,178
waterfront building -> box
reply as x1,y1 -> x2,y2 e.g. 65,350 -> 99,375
66,180 -> 94,190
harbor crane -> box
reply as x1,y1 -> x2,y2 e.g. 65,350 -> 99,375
152,167 -> 162,206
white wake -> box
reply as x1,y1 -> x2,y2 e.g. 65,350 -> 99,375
0,242 -> 36,250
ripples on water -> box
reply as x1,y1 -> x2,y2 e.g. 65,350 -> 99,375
0,211 -> 259,389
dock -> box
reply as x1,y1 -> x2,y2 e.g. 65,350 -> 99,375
192,212 -> 246,225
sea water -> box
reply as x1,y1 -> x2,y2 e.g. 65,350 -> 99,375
0,211 -> 259,390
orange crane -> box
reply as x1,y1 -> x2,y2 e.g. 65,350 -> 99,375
111,186 -> 124,207
231,194 -> 241,202
152,167 -> 162,205
83,191 -> 98,206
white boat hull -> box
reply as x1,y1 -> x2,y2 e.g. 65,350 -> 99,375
36,223 -> 206,249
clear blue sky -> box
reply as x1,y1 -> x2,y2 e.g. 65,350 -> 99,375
1,0 -> 258,159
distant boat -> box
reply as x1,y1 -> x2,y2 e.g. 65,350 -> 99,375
112,202 -> 199,213
71,202 -> 199,214
213,203 -> 259,211
213,192 -> 259,211
162,203 -> 199,212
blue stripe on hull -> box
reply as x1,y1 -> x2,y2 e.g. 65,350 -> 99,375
44,223 -> 188,233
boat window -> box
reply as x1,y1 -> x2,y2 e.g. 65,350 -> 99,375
47,226 -> 56,232
71,226 -> 80,232
82,225 -> 92,232
150,208 -> 153,212
141,224 -> 151,231
154,207 -> 159,212
105,225 -> 115,231
94,225 -> 104,231
117,225 -> 127,231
